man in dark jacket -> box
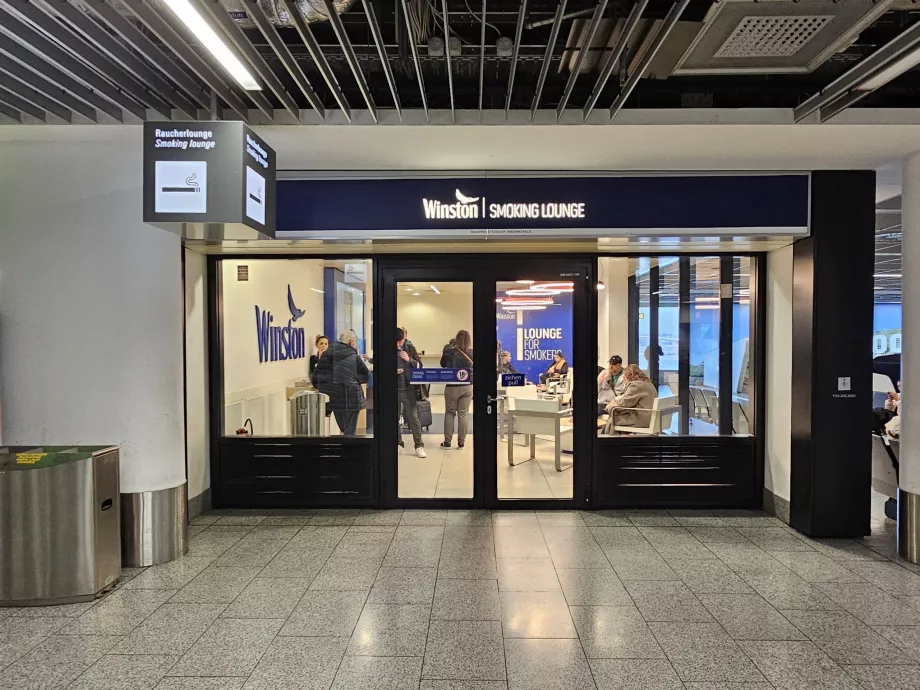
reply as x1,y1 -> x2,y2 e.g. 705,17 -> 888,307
397,328 -> 426,457
399,326 -> 421,364
310,329 -> 369,436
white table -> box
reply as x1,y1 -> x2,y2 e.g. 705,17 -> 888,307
501,400 -> 573,472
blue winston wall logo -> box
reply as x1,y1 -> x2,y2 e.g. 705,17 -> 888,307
255,284 -> 306,363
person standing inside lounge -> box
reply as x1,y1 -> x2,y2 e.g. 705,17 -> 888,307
310,330 -> 368,436
597,355 -> 626,416
397,328 -> 426,458
441,330 -> 474,449
309,334 -> 329,375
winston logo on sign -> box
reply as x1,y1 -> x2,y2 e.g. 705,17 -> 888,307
422,189 -> 587,222
423,189 -> 483,219
255,284 -> 306,363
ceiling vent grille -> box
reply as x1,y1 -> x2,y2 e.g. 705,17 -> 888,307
674,0 -> 895,75
714,15 -> 833,59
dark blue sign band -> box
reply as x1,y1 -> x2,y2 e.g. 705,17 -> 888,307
410,368 -> 471,384
277,175 -> 808,233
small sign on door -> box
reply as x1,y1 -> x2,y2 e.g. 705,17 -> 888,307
237,265 -> 249,281
837,377 -> 851,392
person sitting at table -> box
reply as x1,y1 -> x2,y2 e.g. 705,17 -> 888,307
603,364 -> 658,434
538,351 -> 569,387
499,351 -> 519,375
597,355 -> 626,417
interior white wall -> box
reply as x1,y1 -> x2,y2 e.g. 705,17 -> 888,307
221,259 -> 324,436
397,292 -> 473,357
0,139 -> 185,493
765,245 -> 794,503
185,249 -> 209,502
598,259 -> 630,365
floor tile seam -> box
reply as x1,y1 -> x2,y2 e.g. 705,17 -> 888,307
0,630 -> 54,674
68,646 -> 183,688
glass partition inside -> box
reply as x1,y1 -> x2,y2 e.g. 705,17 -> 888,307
219,258 -> 374,438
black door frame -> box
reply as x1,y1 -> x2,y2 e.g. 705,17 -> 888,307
375,254 -> 595,510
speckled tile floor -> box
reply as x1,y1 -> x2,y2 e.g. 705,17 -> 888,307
2,508 -> 919,690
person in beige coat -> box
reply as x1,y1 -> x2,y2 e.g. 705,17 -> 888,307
604,364 -> 658,434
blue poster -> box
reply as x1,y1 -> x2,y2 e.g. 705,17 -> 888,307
497,292 -> 573,385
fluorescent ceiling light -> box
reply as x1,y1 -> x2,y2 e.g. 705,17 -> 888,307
310,288 -> 324,294
506,288 -> 559,297
160,0 -> 261,91
412,292 -> 421,296
430,285 -> 441,295
502,305 -> 547,311
874,273 -> 902,278
515,280 -> 535,284
857,49 -> 920,92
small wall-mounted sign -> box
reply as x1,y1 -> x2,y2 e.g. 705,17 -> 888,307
720,283 -> 733,300
237,265 -> 249,282
838,377 -> 852,392
501,373 -> 526,387
410,368 -> 471,384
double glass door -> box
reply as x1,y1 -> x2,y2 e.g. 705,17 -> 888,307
377,258 -> 592,508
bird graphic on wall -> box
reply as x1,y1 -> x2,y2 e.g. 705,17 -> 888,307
287,284 -> 305,322
455,189 -> 480,204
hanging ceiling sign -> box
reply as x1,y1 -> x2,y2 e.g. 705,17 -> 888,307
143,121 -> 276,239
275,174 -> 809,238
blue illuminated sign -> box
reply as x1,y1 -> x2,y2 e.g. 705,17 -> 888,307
410,368 -> 471,384
276,175 -> 809,237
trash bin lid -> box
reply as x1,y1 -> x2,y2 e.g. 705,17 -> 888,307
0,446 -> 115,472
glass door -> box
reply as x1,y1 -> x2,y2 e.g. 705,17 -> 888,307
485,263 -> 592,507
377,258 -> 592,508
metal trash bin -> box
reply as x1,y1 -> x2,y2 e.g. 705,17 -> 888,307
0,446 -> 121,606
290,390 -> 329,436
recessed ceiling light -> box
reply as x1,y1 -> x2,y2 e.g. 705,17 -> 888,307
412,292 -> 421,296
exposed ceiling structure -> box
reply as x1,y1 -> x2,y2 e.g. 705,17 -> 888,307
2,0 -> 920,125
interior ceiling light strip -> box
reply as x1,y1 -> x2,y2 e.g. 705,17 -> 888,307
195,0 -> 300,119
159,0 -> 260,91
52,0 -> 196,119
124,0 -> 251,120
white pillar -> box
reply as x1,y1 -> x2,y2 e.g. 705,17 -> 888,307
900,152 -> 920,562
0,129 -> 187,564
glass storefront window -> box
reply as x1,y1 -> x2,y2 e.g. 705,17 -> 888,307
689,257 -> 720,435
219,259 -> 374,438
732,258 -> 752,435
598,255 -> 758,438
